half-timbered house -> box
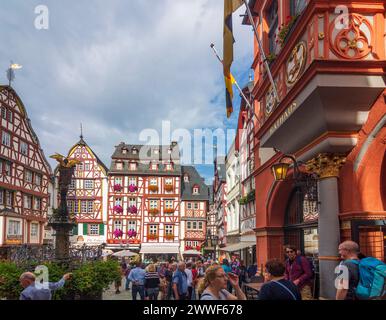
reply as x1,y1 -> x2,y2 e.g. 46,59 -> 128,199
180,166 -> 209,256
108,142 -> 181,260
0,86 -> 52,248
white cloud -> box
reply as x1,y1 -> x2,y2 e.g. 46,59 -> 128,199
0,0 -> 252,172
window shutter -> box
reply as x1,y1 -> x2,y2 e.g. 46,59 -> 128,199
83,223 -> 88,235
72,225 -> 78,235
99,224 -> 104,236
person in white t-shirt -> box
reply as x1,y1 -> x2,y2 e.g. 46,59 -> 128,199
185,262 -> 193,299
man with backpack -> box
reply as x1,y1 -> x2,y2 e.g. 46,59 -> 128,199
284,245 -> 314,300
336,240 -> 386,300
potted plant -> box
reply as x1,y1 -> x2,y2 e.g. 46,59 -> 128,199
113,184 -> 122,192
128,184 -> 138,193
113,205 -> 123,213
148,208 -> 159,215
113,229 -> 123,239
276,15 -> 300,46
165,234 -> 174,241
148,234 -> 158,240
128,205 -> 138,214
148,185 -> 158,192
164,184 -> 174,192
127,229 -> 137,238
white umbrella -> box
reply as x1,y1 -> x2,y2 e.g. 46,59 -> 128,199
102,249 -> 114,257
112,250 -> 138,257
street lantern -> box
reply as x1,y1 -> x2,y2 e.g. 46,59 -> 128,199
271,161 -> 290,181
271,154 -> 300,182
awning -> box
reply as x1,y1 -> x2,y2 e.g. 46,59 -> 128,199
182,250 -> 202,256
140,245 -> 180,254
221,241 -> 255,252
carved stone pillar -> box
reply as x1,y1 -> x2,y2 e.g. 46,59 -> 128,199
306,153 -> 346,300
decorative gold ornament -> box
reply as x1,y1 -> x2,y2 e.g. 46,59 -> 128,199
265,85 -> 278,116
286,41 -> 307,87
306,153 -> 346,179
318,32 -> 325,40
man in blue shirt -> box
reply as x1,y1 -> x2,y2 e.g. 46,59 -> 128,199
172,262 -> 188,300
19,272 -> 72,300
128,262 -> 146,300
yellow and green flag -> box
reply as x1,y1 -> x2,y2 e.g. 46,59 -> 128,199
223,0 -> 243,118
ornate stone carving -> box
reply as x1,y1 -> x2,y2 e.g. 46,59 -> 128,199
286,41 -> 307,87
306,153 -> 346,179
329,13 -> 373,60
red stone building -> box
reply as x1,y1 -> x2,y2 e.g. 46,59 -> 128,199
243,0 -> 386,299
0,86 -> 52,248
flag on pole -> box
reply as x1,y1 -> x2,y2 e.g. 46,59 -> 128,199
223,0 -> 243,118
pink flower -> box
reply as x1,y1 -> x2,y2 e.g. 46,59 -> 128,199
113,205 -> 123,213
113,184 -> 122,192
129,184 -> 138,193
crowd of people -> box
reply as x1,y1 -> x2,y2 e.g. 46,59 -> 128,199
17,240 -> 385,300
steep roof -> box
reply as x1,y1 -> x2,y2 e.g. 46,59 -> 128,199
67,137 -> 108,174
181,166 -> 209,201
109,142 -> 181,176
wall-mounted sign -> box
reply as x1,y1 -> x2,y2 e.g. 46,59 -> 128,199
265,85 -> 278,116
268,102 -> 298,137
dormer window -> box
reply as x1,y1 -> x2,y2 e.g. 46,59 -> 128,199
150,162 -> 158,170
122,147 -> 128,155
165,162 -> 173,171
116,161 -> 123,170
132,147 -> 138,155
193,185 -> 199,195
129,162 -> 137,171
184,174 -> 189,183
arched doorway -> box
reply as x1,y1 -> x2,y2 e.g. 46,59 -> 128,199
284,174 -> 319,255
283,174 -> 320,297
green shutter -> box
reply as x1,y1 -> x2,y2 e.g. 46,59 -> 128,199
99,224 -> 105,236
72,225 -> 78,235
83,223 -> 88,235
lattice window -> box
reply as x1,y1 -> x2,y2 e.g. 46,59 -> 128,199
69,179 -> 76,189
1,131 -> 11,147
165,225 -> 173,235
84,180 -> 94,189
87,201 -> 94,213
128,220 -> 136,230
89,224 -> 99,236
149,225 -> 158,235
359,227 -> 385,262
81,200 -> 87,213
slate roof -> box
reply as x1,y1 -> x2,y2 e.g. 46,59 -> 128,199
109,142 -> 181,176
181,166 -> 210,201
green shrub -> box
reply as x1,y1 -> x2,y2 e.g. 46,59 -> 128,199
0,261 -> 23,300
0,259 -> 120,300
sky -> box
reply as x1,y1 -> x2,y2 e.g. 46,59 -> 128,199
0,0 -> 253,184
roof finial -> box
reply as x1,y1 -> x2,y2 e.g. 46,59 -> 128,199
80,123 -> 83,140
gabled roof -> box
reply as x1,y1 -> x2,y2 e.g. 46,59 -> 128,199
181,166 -> 209,201
67,137 -> 108,174
0,86 -> 52,175
109,142 -> 181,176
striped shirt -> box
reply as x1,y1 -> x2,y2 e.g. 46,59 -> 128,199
144,272 -> 160,289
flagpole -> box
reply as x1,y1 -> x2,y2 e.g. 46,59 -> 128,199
242,0 -> 280,104
210,43 -> 261,126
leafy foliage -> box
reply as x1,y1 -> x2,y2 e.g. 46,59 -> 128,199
0,259 -> 120,300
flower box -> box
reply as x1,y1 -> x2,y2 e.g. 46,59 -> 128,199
128,184 -> 138,193
165,234 -> 174,241
148,185 -> 159,192
148,208 -> 159,215
148,234 -> 158,240
127,229 -> 137,238
113,184 -> 122,192
128,205 -> 138,214
164,208 -> 175,214
113,229 -> 123,239
113,205 -> 123,213
185,245 -> 193,250
164,184 -> 174,192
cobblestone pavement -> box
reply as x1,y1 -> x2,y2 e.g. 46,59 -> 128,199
103,277 -> 132,300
